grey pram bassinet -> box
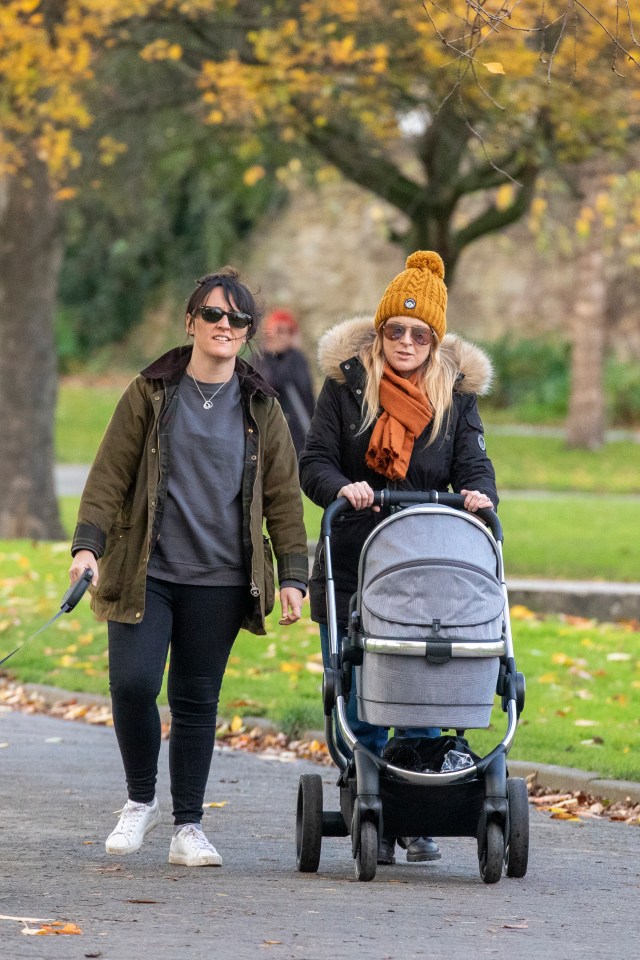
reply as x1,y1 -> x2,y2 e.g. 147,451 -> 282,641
353,506 -> 506,729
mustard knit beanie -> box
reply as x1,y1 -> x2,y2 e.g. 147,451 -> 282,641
374,250 -> 447,342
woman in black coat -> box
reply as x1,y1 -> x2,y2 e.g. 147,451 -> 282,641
299,251 -> 498,865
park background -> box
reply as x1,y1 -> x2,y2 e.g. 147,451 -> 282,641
1,2 -> 640,782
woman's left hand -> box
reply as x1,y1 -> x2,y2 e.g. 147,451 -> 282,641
460,489 -> 494,513
278,587 -> 304,626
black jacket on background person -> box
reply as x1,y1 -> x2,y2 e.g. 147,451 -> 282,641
299,317 -> 498,624
252,347 -> 316,454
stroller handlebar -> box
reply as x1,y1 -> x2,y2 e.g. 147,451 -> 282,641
321,490 -> 503,542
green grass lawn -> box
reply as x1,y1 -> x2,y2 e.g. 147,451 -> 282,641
1,541 -> 639,781
56,382 -> 124,463
486,433 -> 640,494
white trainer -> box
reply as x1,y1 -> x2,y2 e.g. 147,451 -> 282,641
169,824 -> 222,867
105,798 -> 161,855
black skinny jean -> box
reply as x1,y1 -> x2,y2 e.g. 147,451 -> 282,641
108,577 -> 248,825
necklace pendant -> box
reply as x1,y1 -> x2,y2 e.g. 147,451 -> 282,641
203,400 -> 213,410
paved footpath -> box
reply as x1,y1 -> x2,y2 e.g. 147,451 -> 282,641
1,710 -> 639,960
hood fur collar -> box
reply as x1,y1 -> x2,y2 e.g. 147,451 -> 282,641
317,316 -> 493,395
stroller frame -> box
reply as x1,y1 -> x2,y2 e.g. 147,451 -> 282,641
295,490 -> 528,884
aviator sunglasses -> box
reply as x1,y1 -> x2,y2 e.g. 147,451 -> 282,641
382,320 -> 433,347
198,305 -> 252,329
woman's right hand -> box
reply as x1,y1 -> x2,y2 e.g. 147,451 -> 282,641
69,550 -> 99,587
337,481 -> 378,511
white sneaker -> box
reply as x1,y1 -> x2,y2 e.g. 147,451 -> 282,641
105,798 -> 161,855
169,824 -> 222,867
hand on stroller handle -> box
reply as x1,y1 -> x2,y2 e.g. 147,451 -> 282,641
322,489 -> 502,542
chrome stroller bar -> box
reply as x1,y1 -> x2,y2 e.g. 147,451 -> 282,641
358,637 -> 507,658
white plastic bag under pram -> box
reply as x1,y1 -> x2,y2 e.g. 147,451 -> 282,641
354,508 -> 505,729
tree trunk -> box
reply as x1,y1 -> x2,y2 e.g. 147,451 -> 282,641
565,168 -> 607,450
0,153 -> 65,538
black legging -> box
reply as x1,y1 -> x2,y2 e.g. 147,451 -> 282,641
108,577 -> 248,825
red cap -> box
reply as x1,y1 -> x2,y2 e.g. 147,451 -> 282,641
264,309 -> 298,332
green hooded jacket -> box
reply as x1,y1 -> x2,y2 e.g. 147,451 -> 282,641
71,346 -> 309,634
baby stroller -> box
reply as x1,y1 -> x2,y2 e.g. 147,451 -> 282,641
295,490 -> 528,884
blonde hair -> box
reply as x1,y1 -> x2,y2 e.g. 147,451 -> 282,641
360,328 -> 458,445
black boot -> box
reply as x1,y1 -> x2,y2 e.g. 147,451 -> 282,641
377,835 -> 396,865
398,837 -> 441,862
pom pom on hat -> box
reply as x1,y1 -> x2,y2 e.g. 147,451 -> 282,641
374,249 -> 447,341
405,250 -> 444,278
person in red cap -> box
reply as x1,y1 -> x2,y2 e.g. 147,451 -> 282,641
253,309 -> 316,454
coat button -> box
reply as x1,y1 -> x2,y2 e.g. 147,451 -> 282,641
445,434 -> 451,441
251,455 -> 257,461
349,424 -> 356,431
153,395 -> 160,401
135,612 -> 141,619
356,389 -> 362,395
344,363 -> 350,370
151,500 -> 156,507
247,428 -> 254,433
151,447 -> 156,453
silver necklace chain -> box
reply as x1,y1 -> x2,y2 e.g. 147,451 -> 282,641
188,365 -> 228,409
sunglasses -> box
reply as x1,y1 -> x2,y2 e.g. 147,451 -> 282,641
382,321 -> 432,347
198,305 -> 252,329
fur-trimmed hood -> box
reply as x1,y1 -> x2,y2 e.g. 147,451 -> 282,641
317,316 -> 493,396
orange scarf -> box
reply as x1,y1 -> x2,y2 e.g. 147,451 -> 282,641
365,364 -> 433,480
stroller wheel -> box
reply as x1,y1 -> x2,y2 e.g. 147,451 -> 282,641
505,778 -> 529,878
295,774 -> 323,872
354,820 -> 378,882
478,821 -> 504,885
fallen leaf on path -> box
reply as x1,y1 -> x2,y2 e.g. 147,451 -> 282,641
23,921 -> 82,936
203,801 -> 228,808
530,792 -> 573,805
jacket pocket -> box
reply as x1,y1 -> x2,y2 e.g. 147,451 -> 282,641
263,536 -> 275,616
465,406 -> 484,432
97,524 -> 131,602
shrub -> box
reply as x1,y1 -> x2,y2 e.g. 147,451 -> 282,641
605,359 -> 640,425
481,336 -> 570,419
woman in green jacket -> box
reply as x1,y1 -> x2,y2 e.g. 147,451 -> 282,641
69,267 -> 308,867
